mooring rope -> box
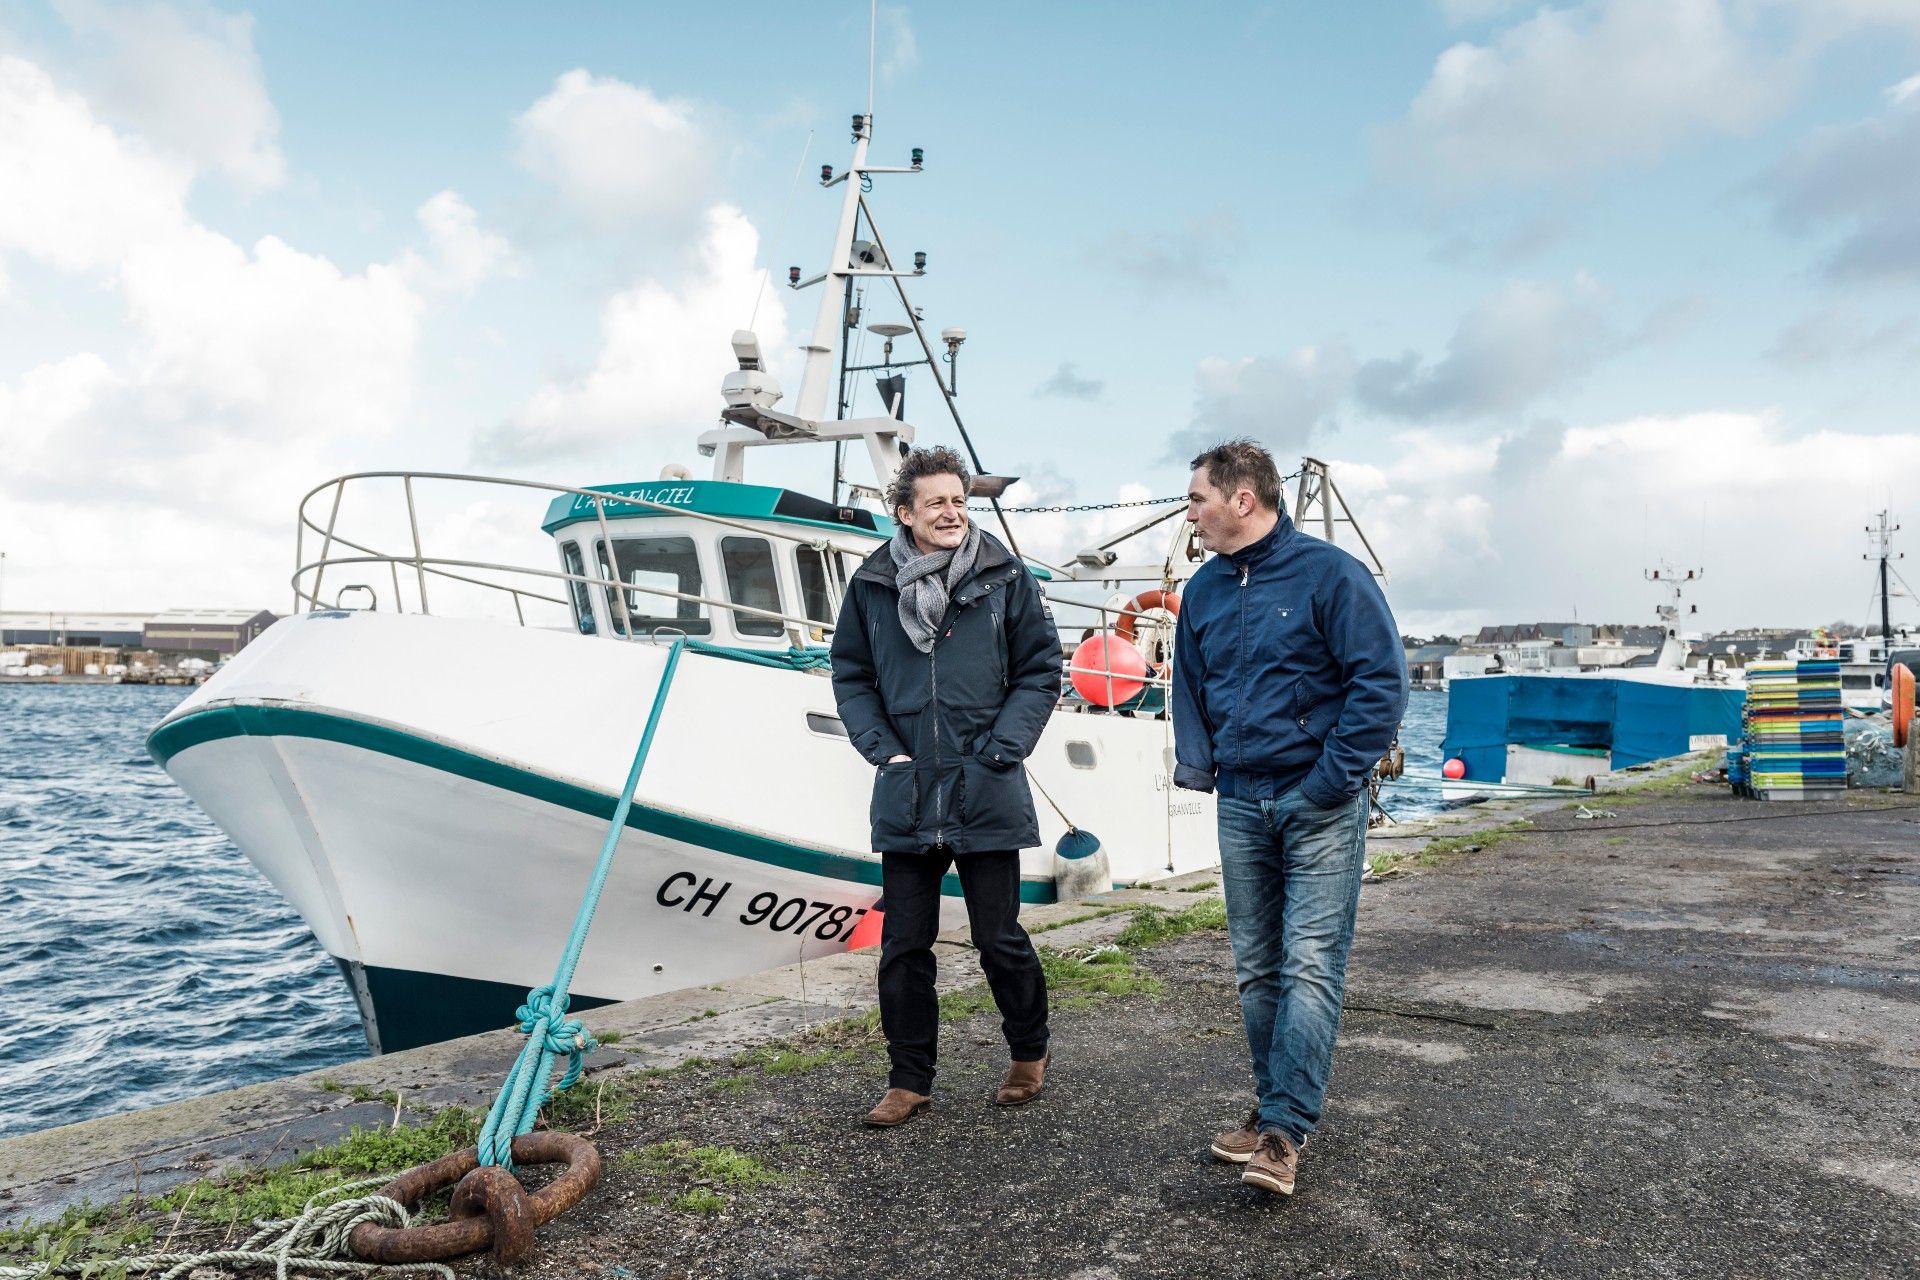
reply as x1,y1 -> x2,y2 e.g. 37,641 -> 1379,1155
0,1178 -> 453,1279
685,639 -> 832,671
474,637 -> 688,1169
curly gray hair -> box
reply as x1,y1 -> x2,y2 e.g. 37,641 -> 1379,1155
886,445 -> 972,520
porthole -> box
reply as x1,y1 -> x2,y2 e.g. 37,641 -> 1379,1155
1066,741 -> 1097,769
806,712 -> 850,739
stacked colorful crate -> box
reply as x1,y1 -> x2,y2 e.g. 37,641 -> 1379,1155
1724,743 -> 1749,794
1740,659 -> 1846,800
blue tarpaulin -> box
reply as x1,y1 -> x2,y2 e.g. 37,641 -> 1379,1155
1442,675 -> 1745,782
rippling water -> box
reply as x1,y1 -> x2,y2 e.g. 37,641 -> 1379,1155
1382,688 -> 1449,822
0,685 -> 364,1141
0,683 -> 1449,1141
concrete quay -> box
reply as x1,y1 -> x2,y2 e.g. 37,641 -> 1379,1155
6,771 -> 1918,1277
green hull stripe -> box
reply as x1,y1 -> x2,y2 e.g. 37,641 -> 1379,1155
148,705 -> 1056,905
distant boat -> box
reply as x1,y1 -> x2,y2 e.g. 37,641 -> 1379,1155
1439,567 -> 1745,800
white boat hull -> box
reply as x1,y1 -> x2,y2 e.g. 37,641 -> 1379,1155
150,611 -> 1219,1051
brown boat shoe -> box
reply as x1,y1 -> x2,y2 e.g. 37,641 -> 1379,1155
1241,1130 -> 1299,1195
1209,1107 -> 1263,1163
863,1087 -> 932,1127
993,1055 -> 1049,1106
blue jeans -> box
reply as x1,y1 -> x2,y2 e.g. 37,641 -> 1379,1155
1216,785 -> 1367,1147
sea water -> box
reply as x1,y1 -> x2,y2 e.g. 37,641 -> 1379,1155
0,685 -> 364,1141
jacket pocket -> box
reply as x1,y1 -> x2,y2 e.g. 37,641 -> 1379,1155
959,752 -> 1024,828
869,762 -> 920,846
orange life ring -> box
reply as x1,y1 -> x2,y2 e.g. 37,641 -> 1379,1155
1894,662 -> 1914,748
1114,589 -> 1181,643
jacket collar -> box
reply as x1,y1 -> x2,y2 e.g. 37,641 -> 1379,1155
852,527 -> 1015,590
1217,512 -> 1297,576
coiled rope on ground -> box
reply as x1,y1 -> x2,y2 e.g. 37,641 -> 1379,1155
0,1178 -> 453,1280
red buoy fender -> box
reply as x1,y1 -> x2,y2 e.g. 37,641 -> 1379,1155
845,905 -> 885,951
1894,662 -> 1914,748
1114,589 -> 1180,643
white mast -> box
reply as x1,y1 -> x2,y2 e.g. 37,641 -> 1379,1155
1645,563 -> 1701,670
795,116 -> 871,420
699,114 -> 929,492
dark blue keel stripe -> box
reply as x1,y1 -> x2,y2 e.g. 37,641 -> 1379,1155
334,958 -> 619,1055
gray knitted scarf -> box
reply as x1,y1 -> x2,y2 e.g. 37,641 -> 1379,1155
890,523 -> 983,653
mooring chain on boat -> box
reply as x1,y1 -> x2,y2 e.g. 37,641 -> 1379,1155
972,471 -> 1305,515
971,495 -> 1186,514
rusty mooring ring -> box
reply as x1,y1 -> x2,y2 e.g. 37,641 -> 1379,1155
348,1132 -> 602,1266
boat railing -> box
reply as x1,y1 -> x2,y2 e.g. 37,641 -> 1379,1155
292,469 -> 1180,694
294,471 -> 876,650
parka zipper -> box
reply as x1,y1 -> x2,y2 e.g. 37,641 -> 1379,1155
1235,559 -> 1248,771
931,619 -> 943,846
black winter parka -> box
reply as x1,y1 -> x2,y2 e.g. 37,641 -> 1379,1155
828,531 -> 1062,854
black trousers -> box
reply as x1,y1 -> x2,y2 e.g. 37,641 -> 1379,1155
878,848 -> 1049,1093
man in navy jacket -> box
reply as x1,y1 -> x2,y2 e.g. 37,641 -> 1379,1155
1170,439 -> 1407,1196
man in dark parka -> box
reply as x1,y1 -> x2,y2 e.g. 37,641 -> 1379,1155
829,445 -> 1062,1127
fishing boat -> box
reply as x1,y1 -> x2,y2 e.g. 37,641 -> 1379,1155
147,114 -> 1250,1054
1439,567 -> 1746,801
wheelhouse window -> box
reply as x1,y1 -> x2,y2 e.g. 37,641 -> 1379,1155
560,542 -> 595,635
721,536 -> 784,637
597,536 -> 710,637
796,545 -> 844,627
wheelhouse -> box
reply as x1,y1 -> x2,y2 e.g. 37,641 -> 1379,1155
541,479 -> 891,648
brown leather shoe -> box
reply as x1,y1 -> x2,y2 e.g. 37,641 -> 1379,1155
863,1087 -> 932,1127
1241,1130 -> 1299,1195
993,1055 -> 1048,1106
1210,1107 -> 1262,1163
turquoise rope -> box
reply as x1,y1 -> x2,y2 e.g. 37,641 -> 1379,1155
685,639 -> 832,671
475,637 -> 687,1168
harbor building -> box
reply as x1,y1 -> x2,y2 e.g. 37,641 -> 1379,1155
1,609 -> 276,656
0,611 -> 149,647
1403,642 -> 1460,689
1,608 -> 277,681
1443,621 -> 1667,683
141,609 -> 276,658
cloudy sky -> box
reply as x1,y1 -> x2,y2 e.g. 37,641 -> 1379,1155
2,1 -> 1918,636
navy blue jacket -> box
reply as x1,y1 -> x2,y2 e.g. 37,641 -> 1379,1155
830,532 -> 1062,854
1171,514 -> 1408,808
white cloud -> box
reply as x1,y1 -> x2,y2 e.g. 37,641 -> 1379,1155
513,69 -> 712,230
1166,342 -> 1359,462
1099,212 -> 1242,296
1034,363 -> 1104,401
1766,307 -> 1919,367
1759,72 -> 1920,282
879,6 -> 918,83
0,55 -> 192,273
1165,274 -> 1639,465
54,0 -> 285,190
1332,412 -> 1920,632
0,52 -> 426,609
478,204 -> 786,467
399,191 -> 515,295
1387,0 -> 1793,186
1355,276 -> 1622,418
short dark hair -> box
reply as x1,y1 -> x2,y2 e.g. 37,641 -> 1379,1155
1189,438 -> 1281,511
887,445 -> 972,519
